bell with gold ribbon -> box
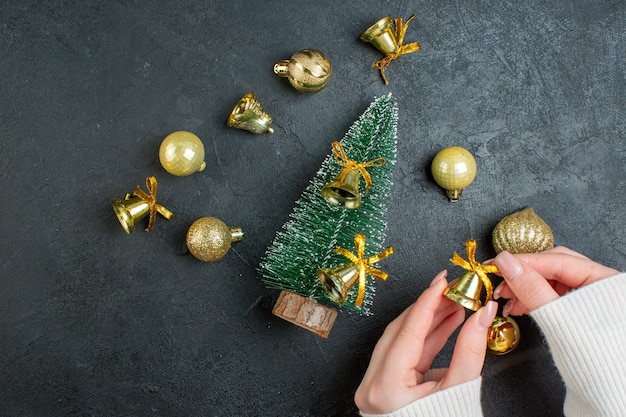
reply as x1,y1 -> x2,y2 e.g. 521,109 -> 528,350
321,141 -> 386,209
443,270 -> 484,311
443,239 -> 521,355
317,233 -> 394,306
360,14 -> 421,85
321,169 -> 362,209
227,92 -> 274,134
360,16 -> 398,55
317,263 -> 360,306
443,239 -> 497,309
112,176 -> 173,234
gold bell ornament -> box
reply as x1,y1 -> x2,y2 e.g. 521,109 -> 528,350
360,14 -> 421,85
442,239 -> 520,355
492,207 -> 554,254
431,146 -> 477,202
186,217 -> 244,262
158,131 -> 206,176
273,49 -> 332,93
227,92 -> 274,134
317,233 -> 394,306
443,240 -> 497,309
111,176 -> 173,234
320,141 -> 386,209
443,270 -> 484,311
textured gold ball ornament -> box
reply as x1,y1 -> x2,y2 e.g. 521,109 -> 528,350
492,207 -> 554,254
487,315 -> 521,355
159,131 -> 206,176
273,49 -> 332,93
431,146 -> 477,202
186,217 -> 244,262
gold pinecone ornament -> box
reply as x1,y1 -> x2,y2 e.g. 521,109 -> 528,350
492,207 -> 554,254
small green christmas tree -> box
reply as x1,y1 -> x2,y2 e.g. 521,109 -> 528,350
258,95 -> 398,315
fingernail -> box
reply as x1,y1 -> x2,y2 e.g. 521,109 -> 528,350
430,270 -> 448,287
493,282 -> 504,299
502,298 -> 516,317
478,300 -> 497,328
495,251 -> 524,281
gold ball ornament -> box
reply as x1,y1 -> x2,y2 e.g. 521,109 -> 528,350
186,217 -> 244,262
487,315 -> 521,355
273,49 -> 332,93
492,207 -> 554,254
431,146 -> 477,202
159,131 -> 206,176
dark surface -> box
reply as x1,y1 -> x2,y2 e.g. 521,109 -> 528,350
1,1 -> 624,416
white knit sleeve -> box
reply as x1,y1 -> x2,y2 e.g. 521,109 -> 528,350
530,272 -> 626,417
359,377 -> 484,417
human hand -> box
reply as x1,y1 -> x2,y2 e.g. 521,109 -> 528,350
354,270 -> 498,414
492,246 -> 619,316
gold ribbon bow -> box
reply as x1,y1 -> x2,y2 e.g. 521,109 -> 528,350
335,233 -> 394,306
331,141 -> 386,190
450,239 -> 499,302
133,176 -> 174,232
373,14 -> 421,85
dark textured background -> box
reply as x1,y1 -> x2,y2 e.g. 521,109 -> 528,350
1,1 -> 624,416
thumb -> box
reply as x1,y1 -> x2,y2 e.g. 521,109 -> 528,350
493,251 -> 559,311
442,300 -> 497,388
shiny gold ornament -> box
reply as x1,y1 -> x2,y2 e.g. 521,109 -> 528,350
492,207 -> 554,254
274,49 -> 332,93
318,233 -> 394,306
227,92 -> 274,134
112,176 -> 173,234
442,240 -> 522,356
443,240 -> 522,355
360,14 -> 421,85
487,315 -> 521,355
158,131 -> 206,176
321,169 -> 361,209
444,239 -> 498,308
431,146 -> 477,202
443,271 -> 484,311
186,217 -> 244,262
361,16 -> 398,55
321,141 -> 386,209
317,263 -> 360,306
112,196 -> 151,234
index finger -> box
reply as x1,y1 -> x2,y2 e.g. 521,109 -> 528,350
379,278 -> 452,371
493,251 -> 560,311
514,250 -> 618,287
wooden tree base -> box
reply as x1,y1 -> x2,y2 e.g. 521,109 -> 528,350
272,291 -> 338,338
